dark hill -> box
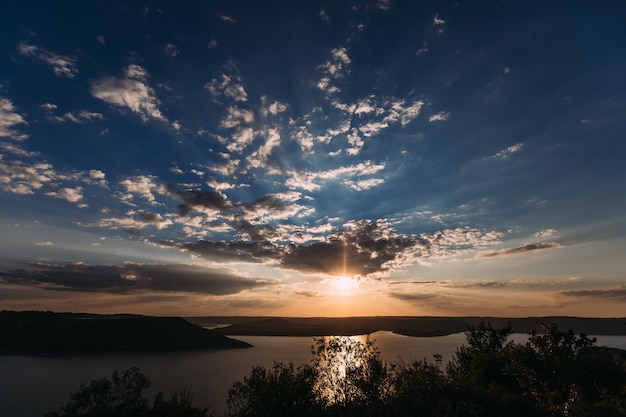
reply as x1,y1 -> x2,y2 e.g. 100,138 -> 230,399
0,311 -> 251,354
184,316 -> 626,337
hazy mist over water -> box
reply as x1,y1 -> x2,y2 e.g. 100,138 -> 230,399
1,332 -> 625,417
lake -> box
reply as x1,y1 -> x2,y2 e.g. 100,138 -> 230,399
1,332 -> 625,417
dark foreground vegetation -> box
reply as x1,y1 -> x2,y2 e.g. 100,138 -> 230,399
48,322 -> 626,417
0,311 -> 251,354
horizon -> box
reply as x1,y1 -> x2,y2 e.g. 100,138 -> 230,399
1,1 -> 625,318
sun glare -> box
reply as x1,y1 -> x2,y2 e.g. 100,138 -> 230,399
332,276 -> 358,296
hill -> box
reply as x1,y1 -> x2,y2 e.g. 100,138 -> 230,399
0,311 -> 251,354
185,316 -> 626,337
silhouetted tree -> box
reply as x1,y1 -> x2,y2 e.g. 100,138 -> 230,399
227,362 -> 318,417
46,367 -> 211,417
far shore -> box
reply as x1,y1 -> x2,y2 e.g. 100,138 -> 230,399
186,316 -> 626,337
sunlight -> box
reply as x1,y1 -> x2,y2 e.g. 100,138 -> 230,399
331,276 -> 358,296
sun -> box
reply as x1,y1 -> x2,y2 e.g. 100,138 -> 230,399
331,276 -> 358,296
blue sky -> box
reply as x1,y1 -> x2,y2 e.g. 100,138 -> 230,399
1,1 -> 625,317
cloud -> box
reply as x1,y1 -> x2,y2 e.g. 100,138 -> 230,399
220,107 -> 254,129
182,240 -> 283,264
476,242 -> 561,258
343,178 -> 385,191
165,43 -> 180,57
0,96 -> 28,140
433,14 -> 445,25
484,142 -> 524,160
34,241 -> 54,246
227,127 -> 256,153
98,210 -> 173,234
90,65 -> 166,122
285,161 -> 386,192
173,187 -> 230,217
0,262 -> 266,295
50,110 -> 105,124
535,228 -> 557,238
205,73 -> 248,102
0,159 -> 55,194
560,285 -> 626,301
377,0 -> 391,11
317,47 -> 350,94
45,186 -> 86,206
281,220 -> 420,277
429,111 -> 450,122
388,292 -> 438,301
18,43 -> 78,78
246,128 -> 282,172
218,14 -> 236,24
322,47 -> 351,78
119,175 -> 162,203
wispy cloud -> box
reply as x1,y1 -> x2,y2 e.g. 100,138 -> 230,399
429,111 -> 450,122
484,142 -> 524,160
476,242 -> 561,258
218,14 -> 236,24
18,43 -> 78,78
561,285 -> 626,301
90,65 -> 166,122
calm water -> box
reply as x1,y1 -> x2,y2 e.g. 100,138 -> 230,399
1,332 -> 624,417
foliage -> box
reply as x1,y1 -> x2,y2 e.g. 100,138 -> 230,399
228,324 -> 626,417
227,362 -> 318,417
46,366 -> 211,417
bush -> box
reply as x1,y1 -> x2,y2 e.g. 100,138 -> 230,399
47,367 -> 211,417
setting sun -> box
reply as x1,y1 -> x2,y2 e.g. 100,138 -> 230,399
331,276 -> 359,296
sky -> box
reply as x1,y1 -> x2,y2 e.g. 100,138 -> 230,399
0,1 -> 625,318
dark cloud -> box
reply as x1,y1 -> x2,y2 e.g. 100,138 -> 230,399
0,263 -> 266,295
137,211 -> 161,223
476,242 -> 561,258
561,286 -> 626,301
237,220 -> 279,242
282,221 -> 420,276
182,220 -> 422,277
182,240 -> 283,263
169,187 -> 230,216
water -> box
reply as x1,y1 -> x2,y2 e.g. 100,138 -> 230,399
1,332 -> 624,417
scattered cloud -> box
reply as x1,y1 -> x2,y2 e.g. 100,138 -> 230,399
0,159 -> 54,194
90,65 -> 166,122
476,241 -> 561,258
376,0 -> 391,11
119,175 -> 162,203
429,111 -> 450,122
0,96 -> 29,140
535,228 -> 557,238
205,73 -> 248,102
45,186 -> 86,207
485,142 -> 524,160
218,14 -> 236,24
433,14 -> 445,25
165,43 -> 180,57
18,43 -> 78,78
